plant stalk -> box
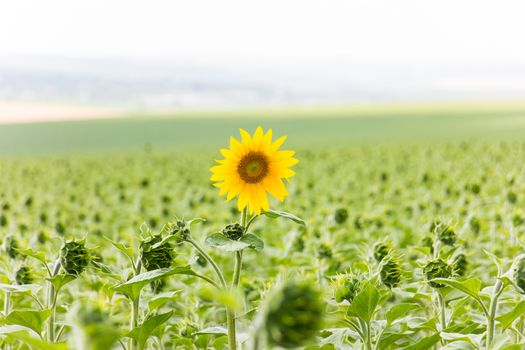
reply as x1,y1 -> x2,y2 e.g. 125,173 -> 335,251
47,259 -> 61,342
487,279 -> 504,350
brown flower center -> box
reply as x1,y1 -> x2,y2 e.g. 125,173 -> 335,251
237,152 -> 269,183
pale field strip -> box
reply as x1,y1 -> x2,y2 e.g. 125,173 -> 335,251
1,100 -> 525,125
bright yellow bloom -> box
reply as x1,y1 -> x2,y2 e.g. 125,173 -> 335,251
210,127 -> 298,215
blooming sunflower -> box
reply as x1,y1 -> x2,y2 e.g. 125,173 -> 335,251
210,127 -> 298,215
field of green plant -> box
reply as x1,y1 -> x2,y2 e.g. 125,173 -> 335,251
2,106 -> 525,349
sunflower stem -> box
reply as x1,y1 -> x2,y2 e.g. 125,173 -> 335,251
46,259 -> 61,343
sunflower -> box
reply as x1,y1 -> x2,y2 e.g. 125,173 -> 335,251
210,127 -> 298,215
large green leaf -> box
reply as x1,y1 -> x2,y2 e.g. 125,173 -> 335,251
4,309 -> 51,336
46,274 -> 77,293
147,290 -> 181,312
16,248 -> 48,268
347,282 -> 380,323
114,266 -> 195,301
403,333 -> 441,350
386,303 -> 421,325
496,300 -> 525,330
104,236 -> 135,265
239,233 -> 264,251
127,311 -> 173,350
0,284 -> 41,295
262,210 -> 306,226
432,278 -> 481,300
2,328 -> 67,350
205,233 -> 250,252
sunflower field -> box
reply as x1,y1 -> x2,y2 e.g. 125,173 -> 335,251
2,110 -> 525,350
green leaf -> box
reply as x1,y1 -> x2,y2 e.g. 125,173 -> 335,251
432,278 -> 481,300
104,236 -> 134,264
46,274 -> 77,293
403,333 -> 441,350
0,284 -> 41,294
194,326 -> 228,335
127,311 -> 173,350
114,266 -> 195,301
239,233 -> 264,251
386,303 -> 421,325
2,328 -> 67,350
147,290 -> 181,312
347,282 -> 380,323
262,210 -> 306,226
15,248 -> 48,267
496,300 -> 525,330
204,233 -> 250,252
5,309 -> 51,336
188,218 -> 206,227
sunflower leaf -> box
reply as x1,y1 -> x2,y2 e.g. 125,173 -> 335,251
204,233 -> 251,252
262,210 -> 306,226
239,233 -> 264,251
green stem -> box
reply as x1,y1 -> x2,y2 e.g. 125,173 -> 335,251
438,292 -> 446,332
47,259 -> 61,342
358,318 -> 372,350
129,298 -> 139,350
487,279 -> 504,350
228,208 -> 248,350
187,238 -> 227,288
4,290 -> 10,350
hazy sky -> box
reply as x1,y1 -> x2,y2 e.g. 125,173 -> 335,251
1,0 -> 525,65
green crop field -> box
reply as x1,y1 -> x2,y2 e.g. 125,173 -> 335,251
2,104 -> 525,349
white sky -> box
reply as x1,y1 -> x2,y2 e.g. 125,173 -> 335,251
1,0 -> 525,65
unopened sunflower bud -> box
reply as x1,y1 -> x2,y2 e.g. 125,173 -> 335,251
373,242 -> 390,262
263,280 -> 324,349
421,236 -> 434,254
179,322 -> 198,338
15,266 -> 33,285
423,259 -> 452,288
222,223 -> 244,241
333,275 -> 361,303
3,236 -> 19,259
451,254 -> 468,277
435,223 -> 456,246
513,210 -> 525,227
317,242 -> 333,259
60,240 -> 90,276
140,234 -> 175,271
334,208 -> 348,224
512,254 -> 525,294
380,258 -> 402,288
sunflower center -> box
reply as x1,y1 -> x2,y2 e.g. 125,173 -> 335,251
237,152 -> 269,183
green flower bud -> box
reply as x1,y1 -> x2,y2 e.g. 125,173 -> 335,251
451,254 -> 468,277
3,236 -> 19,259
263,280 -> 324,348
334,208 -> 348,224
423,259 -> 452,288
373,242 -> 390,262
169,220 -> 191,241
140,234 -> 175,271
317,242 -> 333,259
179,322 -> 199,337
333,275 -> 361,303
421,236 -> 434,255
434,222 -> 456,246
469,217 -> 480,234
60,240 -> 90,276
512,254 -> 525,294
507,191 -> 518,204
15,266 -> 33,285
222,223 -> 244,241
380,258 -> 402,289
513,210 -> 525,227
292,235 -> 305,252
